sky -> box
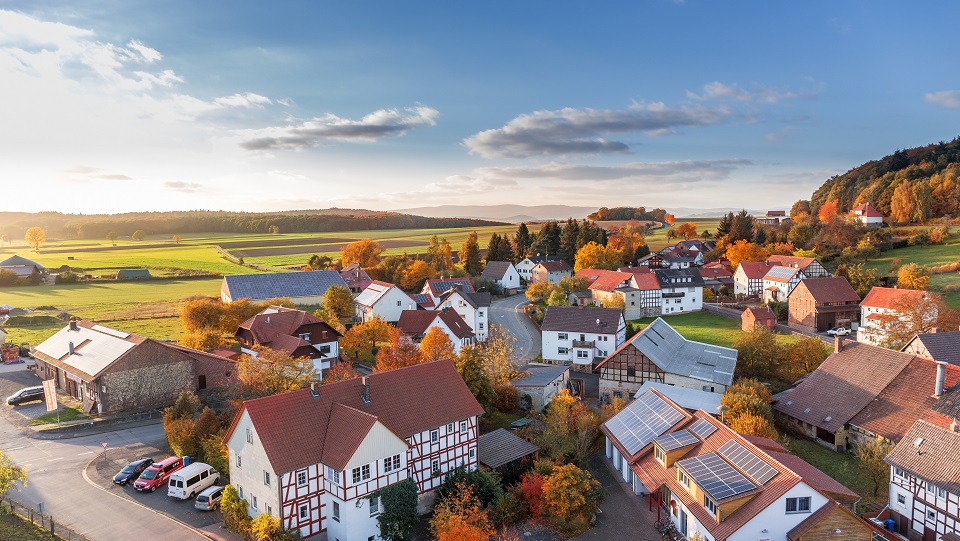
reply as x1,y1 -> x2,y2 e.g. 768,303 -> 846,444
2,1 -> 960,215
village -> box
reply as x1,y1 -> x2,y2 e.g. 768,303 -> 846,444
1,200 -> 958,541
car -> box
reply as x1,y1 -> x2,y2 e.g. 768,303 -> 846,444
113,458 -> 154,485
6,386 -> 45,406
826,326 -> 851,336
133,456 -> 183,492
194,485 -> 224,511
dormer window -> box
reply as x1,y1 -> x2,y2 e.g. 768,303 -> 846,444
655,446 -> 665,464
704,495 -> 718,514
299,333 -> 310,341
677,469 -> 691,489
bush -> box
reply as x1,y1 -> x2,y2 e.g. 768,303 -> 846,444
490,491 -> 526,527
540,464 -> 603,535
437,466 -> 504,509
55,271 -> 79,284
221,485 -> 252,539
491,384 -> 520,413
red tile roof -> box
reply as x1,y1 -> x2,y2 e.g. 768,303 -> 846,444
397,308 -> 474,339
699,267 -> 732,279
576,269 -> 634,292
885,420 -> 960,495
632,271 -> 661,291
741,434 -> 786,452
853,202 -> 883,217
744,307 -> 776,321
224,359 -> 484,475
766,451 -> 858,503
537,260 -> 572,272
238,307 -> 335,344
860,286 -> 927,309
766,255 -> 817,271
737,261 -> 774,279
791,277 -> 860,304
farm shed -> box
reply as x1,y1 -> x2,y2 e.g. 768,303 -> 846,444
510,363 -> 570,410
220,270 -> 348,304
116,268 -> 152,280
1,255 -> 44,277
478,428 -> 539,472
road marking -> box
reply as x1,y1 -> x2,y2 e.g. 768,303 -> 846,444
36,442 -> 54,446
47,457 -> 64,462
4,446 -> 26,451
77,451 -> 94,456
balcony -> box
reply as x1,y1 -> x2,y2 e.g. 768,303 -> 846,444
662,292 -> 685,298
572,340 -> 595,349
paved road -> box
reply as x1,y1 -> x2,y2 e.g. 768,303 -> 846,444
490,294 -> 541,362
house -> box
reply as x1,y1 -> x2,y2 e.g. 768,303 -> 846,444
699,266 -> 734,295
787,277 -> 861,334
657,245 -> 701,268
516,255 -> 562,282
578,268 -> 648,321
32,320 -> 236,414
637,252 -> 666,269
766,255 -> 832,279
884,419 -> 960,540
852,202 -> 884,227
0,255 -> 44,277
568,290 -> 593,307
540,306 -> 626,371
115,268 -> 152,280
857,287 -> 933,346
530,260 -> 573,285
762,265 -> 807,304
420,278 -> 474,307
733,261 -> 774,297
480,261 -> 521,292
601,388 -> 879,541
902,330 -> 960,366
596,317 -> 737,401
756,210 -> 787,225
634,381 -> 722,414
396,308 -> 475,353
676,239 -> 716,254
235,306 -> 341,378
478,429 -> 540,474
510,363 -> 571,410
354,281 -> 418,323
223,360 -> 484,540
773,339 -> 960,451
433,287 -> 491,342
220,270 -> 348,304
408,293 -> 435,310
339,264 -> 373,295
654,268 -> 704,314
605,268 -> 663,320
786,500 -> 898,541
742,306 -> 777,331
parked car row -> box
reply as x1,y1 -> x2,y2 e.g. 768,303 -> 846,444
114,455 -> 222,510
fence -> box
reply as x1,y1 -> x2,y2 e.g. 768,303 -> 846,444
0,496 -> 93,541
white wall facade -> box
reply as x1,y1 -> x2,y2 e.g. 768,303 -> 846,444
436,290 -> 488,342
516,258 -> 537,282
494,264 -> 521,290
226,412 -> 281,522
356,286 -> 416,323
660,285 -> 702,314
542,320 -> 626,366
727,482 -> 829,541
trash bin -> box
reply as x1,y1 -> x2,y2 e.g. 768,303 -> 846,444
183,455 -> 192,466
884,518 -> 895,532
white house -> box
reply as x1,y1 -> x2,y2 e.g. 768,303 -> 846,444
761,265 -> 806,304
434,288 -> 491,342
577,268 -> 661,321
766,255 -> 832,279
223,361 -> 484,540
397,308 -> 475,353
541,306 -> 626,371
516,255 -> 562,283
354,281 -> 417,323
733,261 -> 774,297
852,202 -> 885,227
654,268 -> 704,314
420,278 -> 474,307
857,286 -> 934,346
480,261 -> 521,292
235,306 -> 341,378
530,260 -> 573,285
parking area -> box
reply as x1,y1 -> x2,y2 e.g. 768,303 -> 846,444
0,360 -> 88,423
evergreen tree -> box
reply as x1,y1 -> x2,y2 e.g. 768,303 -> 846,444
728,209 -> 754,243
576,220 -> 604,249
513,223 -> 532,262
633,243 -> 650,261
559,219 -> 580,263
754,227 -> 767,245
715,212 -> 733,240
532,222 -> 561,257
459,232 -> 483,276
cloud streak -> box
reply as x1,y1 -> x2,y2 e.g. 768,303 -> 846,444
686,81 -> 820,104
237,106 -> 439,150
925,90 -> 960,109
463,102 -> 731,159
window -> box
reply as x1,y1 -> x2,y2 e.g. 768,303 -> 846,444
264,471 -> 271,486
238,486 -> 244,500
252,495 -> 258,510
577,350 -> 589,359
702,386 -> 715,392
627,367 -> 636,377
655,446 -> 665,464
246,428 -> 253,444
558,333 -> 568,340
267,505 -> 272,516
937,487 -> 946,498
198,374 -> 207,390
613,391 -> 623,399
327,467 -> 340,485
297,471 -> 307,486
351,464 -> 371,483
299,333 -> 310,341
396,301 -> 401,306
431,430 -> 439,443
319,345 -> 331,354
370,496 -> 380,516
432,460 -> 440,474
299,504 -> 309,519
927,509 -> 936,521
897,494 -> 906,505
927,481 -> 935,493
786,497 -> 811,513
236,454 -> 242,468
872,533 -> 886,541
384,454 -> 401,473
332,501 -> 340,522
558,347 -> 568,355
469,448 -> 476,459
677,469 -> 690,488
479,322 -> 484,330
460,421 -> 467,433
447,423 -> 454,432
704,495 -> 718,514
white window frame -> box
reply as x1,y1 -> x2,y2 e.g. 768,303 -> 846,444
236,454 -> 242,468
264,471 -> 271,486
369,496 -> 380,517
786,496 -> 811,514
299,503 -> 309,519
332,501 -> 340,522
460,421 -> 467,433
246,428 -> 253,444
327,467 -> 340,485
558,333 -> 568,340
252,495 -> 258,510
297,470 -> 307,486
432,459 -> 440,474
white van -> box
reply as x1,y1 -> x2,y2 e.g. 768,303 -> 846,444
167,462 -> 219,500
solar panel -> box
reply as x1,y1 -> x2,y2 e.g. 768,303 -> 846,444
677,453 -> 756,500
653,429 -> 699,452
604,391 -> 685,455
718,441 -> 778,485
688,418 -> 717,440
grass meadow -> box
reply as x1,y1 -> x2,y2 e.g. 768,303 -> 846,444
862,225 -> 960,309
628,310 -> 799,350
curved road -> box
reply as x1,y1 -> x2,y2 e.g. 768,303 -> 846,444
490,294 -> 541,363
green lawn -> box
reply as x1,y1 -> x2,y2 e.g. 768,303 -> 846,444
30,406 -> 86,426
784,436 -> 886,509
862,226 -> 960,309
629,310 -> 797,350
0,512 -> 64,541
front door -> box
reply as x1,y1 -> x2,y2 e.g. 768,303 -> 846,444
679,509 -> 687,535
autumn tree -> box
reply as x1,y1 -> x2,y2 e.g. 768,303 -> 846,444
420,325 -> 456,363
733,328 -> 780,379
790,200 -> 811,219
676,222 -> 698,240
835,263 -> 881,298
400,259 -> 434,291
0,450 -> 27,497
426,235 -> 454,272
340,316 -> 393,359
855,438 -> 894,496
541,464 -> 603,535
460,232 -> 483,276
721,379 -> 776,438
237,345 -> 316,398
730,413 -> 779,439
455,345 -> 495,410
525,281 -> 556,303
536,389 -> 599,465
324,362 -> 360,383
725,240 -> 767,271
341,238 -> 385,268
106,231 -> 118,242
323,285 -> 355,321
132,229 -> 147,241
547,289 -> 569,306
557,276 -> 589,296
897,262 -> 930,290
573,241 -> 621,272
375,328 -> 422,372
481,324 -> 521,385
430,481 -> 496,541
172,234 -> 183,244
778,336 -> 830,382
817,199 -> 839,223
308,254 -> 334,270
24,226 -> 46,251
664,214 -> 676,225
881,293 -> 947,349
890,181 -> 914,223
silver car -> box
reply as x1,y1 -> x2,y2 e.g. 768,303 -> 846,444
194,485 -> 224,511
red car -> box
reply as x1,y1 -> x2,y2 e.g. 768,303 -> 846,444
134,456 -> 182,492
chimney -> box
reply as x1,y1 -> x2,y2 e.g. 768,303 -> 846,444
360,376 -> 370,403
951,419 -> 959,433
309,381 -> 319,398
929,327 -> 938,334
69,319 -> 78,331
266,316 -> 271,325
834,335 -> 843,353
935,361 -> 948,397
68,342 -> 74,354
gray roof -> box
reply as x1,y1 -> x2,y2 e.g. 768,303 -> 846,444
512,363 -> 570,388
885,420 -> 960,494
116,268 -> 152,279
912,331 -> 960,365
223,270 -> 348,302
541,306 -> 624,334
464,291 -> 492,308
636,382 -> 723,413
0,255 -> 44,269
478,428 -> 540,469
629,318 -> 737,386
654,268 -> 705,288
763,265 -> 802,282
481,261 -> 514,280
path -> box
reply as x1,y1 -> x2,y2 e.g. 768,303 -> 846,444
490,293 -> 541,362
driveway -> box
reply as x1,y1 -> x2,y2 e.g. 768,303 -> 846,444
573,453 -> 662,541
490,294 -> 541,363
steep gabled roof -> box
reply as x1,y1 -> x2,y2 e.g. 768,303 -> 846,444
237,306 -> 340,345
541,306 -> 623,334
631,271 -> 661,291
763,265 -> 802,283
853,202 -> 883,217
397,308 -> 474,339
422,278 -> 474,298
909,331 -> 960,365
766,255 -> 817,271
860,286 -> 927,309
737,261 -> 774,280
223,270 -> 348,301
226,360 -> 484,476
576,269 -> 634,292
354,281 -> 399,308
481,261 -> 515,280
744,306 -> 776,321
885,420 -> 960,494
536,260 -> 572,272
791,277 -> 860,304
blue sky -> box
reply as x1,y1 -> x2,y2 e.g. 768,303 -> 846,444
2,1 -> 960,214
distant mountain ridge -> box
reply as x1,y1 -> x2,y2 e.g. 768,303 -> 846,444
394,205 -> 775,222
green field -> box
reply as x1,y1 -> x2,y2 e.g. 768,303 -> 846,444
630,310 -> 797,350
648,219 -> 720,251
862,226 -> 960,309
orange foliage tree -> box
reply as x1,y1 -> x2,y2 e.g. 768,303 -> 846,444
430,481 -> 495,541
237,345 -> 316,398
341,238 -> 385,267
340,316 -> 393,359
540,464 -> 603,535
817,199 -> 839,223
725,240 -> 768,270
664,214 -> 676,225
676,222 -> 697,240
419,325 -> 456,362
324,362 -> 360,383
374,328 -> 422,372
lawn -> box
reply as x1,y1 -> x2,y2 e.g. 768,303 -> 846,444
859,227 -> 960,309
784,436 -> 886,509
629,310 -> 797,350
30,406 -> 86,426
0,512 -> 63,541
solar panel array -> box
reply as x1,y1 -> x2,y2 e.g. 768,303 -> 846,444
604,392 -> 685,455
688,418 -> 717,440
718,441 -> 779,485
677,453 -> 757,500
653,429 -> 699,452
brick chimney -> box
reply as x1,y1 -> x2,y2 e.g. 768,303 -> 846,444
928,327 -> 938,334
360,376 -> 370,403
834,335 -> 843,353
935,361 -> 948,397
309,381 -> 319,399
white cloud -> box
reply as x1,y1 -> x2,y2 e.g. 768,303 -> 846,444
925,90 -> 960,109
687,81 -> 821,104
127,40 -> 162,63
686,82 -> 753,102
165,181 -> 202,192
473,159 -> 751,184
214,92 -> 273,108
463,102 -> 731,159
59,166 -> 133,182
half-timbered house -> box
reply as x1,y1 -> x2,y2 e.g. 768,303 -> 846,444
223,360 -> 484,540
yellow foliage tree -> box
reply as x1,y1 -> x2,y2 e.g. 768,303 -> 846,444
341,238 -> 385,267
323,285 -> 355,321
340,316 -> 393,359
541,464 -> 603,535
573,242 -> 621,272
725,240 -> 768,271
480,324 -> 520,385
237,345 -> 316,398
24,226 -> 46,251
729,412 -> 778,439
400,259 -> 435,291
420,325 -> 456,363
676,222 -> 698,240
897,262 -> 930,290
525,281 -> 556,303
430,481 -> 495,541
